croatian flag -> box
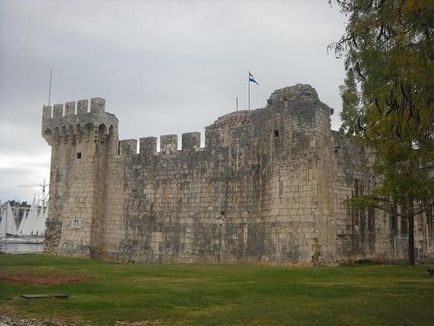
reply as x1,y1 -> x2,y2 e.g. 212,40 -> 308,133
249,72 -> 259,85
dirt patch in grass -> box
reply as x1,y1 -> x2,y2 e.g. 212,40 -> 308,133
131,276 -> 207,284
115,320 -> 187,326
0,272 -> 94,285
115,321 -> 161,325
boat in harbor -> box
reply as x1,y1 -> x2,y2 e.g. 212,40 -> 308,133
0,196 -> 47,254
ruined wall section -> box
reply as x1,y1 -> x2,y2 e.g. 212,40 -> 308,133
42,98 -> 118,256
331,132 -> 397,262
331,132 -> 372,261
331,132 -> 434,262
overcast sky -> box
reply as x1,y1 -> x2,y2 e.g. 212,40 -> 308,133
0,0 -> 347,203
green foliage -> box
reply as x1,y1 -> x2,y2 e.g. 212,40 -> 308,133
1,255 -> 434,325
339,68 -> 360,135
330,0 -> 434,216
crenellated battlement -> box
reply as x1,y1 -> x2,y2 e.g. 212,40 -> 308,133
43,98 -> 107,119
119,139 -> 138,155
116,109 -> 257,158
42,97 -> 118,145
182,132 -> 201,150
41,84 -> 330,157
119,132 -> 203,156
139,137 -> 157,155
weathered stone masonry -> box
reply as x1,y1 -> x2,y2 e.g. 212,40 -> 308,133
42,84 -> 434,264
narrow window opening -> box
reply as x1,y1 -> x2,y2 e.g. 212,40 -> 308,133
390,204 -> 398,235
427,204 -> 433,235
401,217 -> 408,236
273,129 -> 280,138
77,152 -> 81,159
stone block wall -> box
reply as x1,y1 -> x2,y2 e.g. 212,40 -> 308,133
42,85 -> 434,264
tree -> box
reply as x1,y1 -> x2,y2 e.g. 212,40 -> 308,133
330,0 -> 434,265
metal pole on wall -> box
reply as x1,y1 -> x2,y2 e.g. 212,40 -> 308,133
248,72 -> 250,110
48,69 -> 53,105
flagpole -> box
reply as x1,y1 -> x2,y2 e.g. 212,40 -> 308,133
48,69 -> 53,106
248,72 -> 250,110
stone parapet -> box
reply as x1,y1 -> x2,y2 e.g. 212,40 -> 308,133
42,98 -> 118,145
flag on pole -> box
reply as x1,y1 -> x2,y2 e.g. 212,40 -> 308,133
249,72 -> 259,85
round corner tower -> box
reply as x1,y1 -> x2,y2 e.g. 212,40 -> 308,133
252,84 -> 336,264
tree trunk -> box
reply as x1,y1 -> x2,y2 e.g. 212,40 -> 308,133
408,215 -> 415,265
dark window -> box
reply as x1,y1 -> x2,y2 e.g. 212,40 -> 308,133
390,204 -> 398,235
367,207 -> 375,232
273,129 -> 279,138
427,204 -> 433,235
77,152 -> 81,159
354,179 -> 359,197
401,217 -> 408,236
390,214 -> 397,234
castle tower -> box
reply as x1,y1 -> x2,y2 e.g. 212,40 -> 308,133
42,98 -> 118,256
250,84 -> 336,264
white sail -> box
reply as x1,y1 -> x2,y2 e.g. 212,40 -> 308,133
0,203 -> 17,237
0,206 -> 6,237
18,208 -> 29,235
25,200 -> 38,235
34,204 -> 47,235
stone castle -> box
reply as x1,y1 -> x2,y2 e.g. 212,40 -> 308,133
41,84 -> 434,264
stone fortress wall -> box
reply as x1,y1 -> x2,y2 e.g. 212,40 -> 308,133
41,84 -> 434,264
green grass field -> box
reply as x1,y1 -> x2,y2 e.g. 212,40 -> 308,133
0,255 -> 433,325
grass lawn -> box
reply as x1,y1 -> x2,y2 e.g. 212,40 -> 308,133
0,255 -> 433,325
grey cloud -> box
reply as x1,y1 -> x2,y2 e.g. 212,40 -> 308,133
0,0 -> 346,202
